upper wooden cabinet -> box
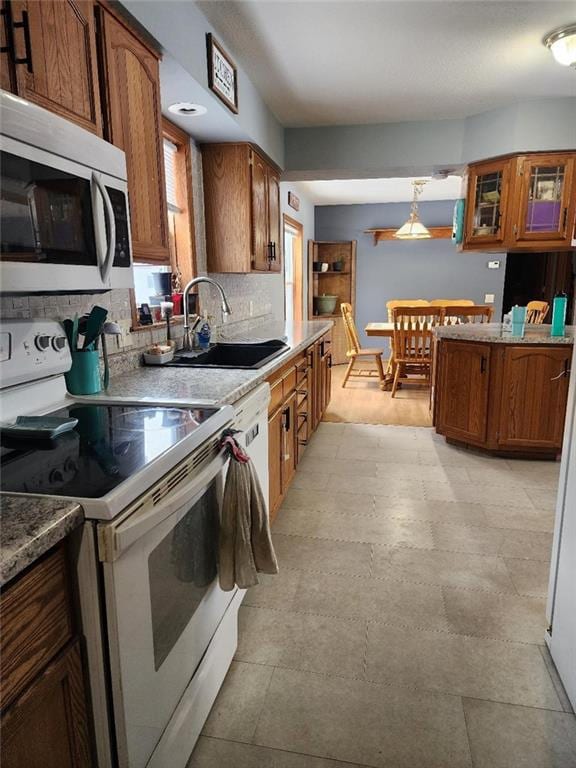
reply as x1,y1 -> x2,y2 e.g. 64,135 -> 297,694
464,158 -> 512,248
462,151 -> 576,252
511,154 -> 575,249
202,143 -> 282,273
97,6 -> 170,263
0,0 -> 102,135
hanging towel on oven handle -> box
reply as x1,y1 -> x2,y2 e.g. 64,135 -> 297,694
218,430 -> 279,591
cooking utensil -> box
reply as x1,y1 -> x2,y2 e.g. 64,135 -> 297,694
83,306 -> 108,350
100,321 -> 122,389
71,313 -> 79,352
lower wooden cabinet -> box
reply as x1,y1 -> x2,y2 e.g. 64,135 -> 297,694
267,330 -> 332,519
435,338 -> 572,456
0,546 -> 93,768
498,346 -> 571,450
437,341 -> 490,444
1,641 -> 92,768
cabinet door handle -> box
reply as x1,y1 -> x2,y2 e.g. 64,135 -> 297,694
480,356 -> 487,374
4,4 -> 33,72
562,207 -> 568,232
551,361 -> 570,381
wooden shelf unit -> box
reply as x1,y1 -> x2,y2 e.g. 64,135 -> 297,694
308,240 -> 356,365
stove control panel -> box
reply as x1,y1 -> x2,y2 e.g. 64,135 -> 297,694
0,320 -> 72,390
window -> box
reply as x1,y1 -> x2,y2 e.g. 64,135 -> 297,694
132,119 -> 197,327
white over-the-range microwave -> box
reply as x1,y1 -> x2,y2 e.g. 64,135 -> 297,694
0,90 -> 133,293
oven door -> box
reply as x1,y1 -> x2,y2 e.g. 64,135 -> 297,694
98,450 -> 235,768
0,135 -> 132,293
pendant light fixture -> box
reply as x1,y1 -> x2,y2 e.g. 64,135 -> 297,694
544,24 -> 576,67
394,180 -> 431,239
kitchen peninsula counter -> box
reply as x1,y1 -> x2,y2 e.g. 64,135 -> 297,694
92,319 -> 334,406
434,324 -> 574,457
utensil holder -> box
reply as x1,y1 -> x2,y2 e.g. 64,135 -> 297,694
65,350 -> 102,395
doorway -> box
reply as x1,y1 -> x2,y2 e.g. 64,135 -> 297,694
502,251 -> 576,322
283,215 -> 304,325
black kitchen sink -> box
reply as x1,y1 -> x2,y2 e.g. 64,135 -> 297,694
167,339 -> 289,369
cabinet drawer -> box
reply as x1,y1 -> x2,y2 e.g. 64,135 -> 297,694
282,367 -> 297,398
0,546 -> 73,710
269,378 -> 284,415
294,355 -> 308,385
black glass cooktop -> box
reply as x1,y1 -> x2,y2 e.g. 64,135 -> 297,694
0,403 -> 218,499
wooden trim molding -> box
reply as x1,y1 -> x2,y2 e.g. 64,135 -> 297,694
365,226 -> 453,246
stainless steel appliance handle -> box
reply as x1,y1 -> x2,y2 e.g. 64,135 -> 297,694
99,451 -> 228,561
91,172 -> 116,284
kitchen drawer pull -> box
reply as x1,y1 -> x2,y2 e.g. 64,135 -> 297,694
480,356 -> 487,374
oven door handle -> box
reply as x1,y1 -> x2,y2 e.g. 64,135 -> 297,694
91,171 -> 116,284
98,451 -> 228,562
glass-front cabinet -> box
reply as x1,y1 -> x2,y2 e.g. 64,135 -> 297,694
512,154 -> 575,247
464,158 -> 512,246
462,151 -> 576,252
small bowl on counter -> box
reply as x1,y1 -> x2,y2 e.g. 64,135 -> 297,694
143,344 -> 175,365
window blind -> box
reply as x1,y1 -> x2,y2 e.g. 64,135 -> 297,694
163,139 -> 181,212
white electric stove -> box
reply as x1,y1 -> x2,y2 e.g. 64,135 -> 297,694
0,319 -> 244,768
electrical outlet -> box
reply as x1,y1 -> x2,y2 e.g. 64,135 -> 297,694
488,260 -> 500,269
485,293 -> 495,304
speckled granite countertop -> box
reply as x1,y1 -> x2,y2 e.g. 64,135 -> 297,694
0,496 -> 83,586
87,319 -> 334,406
435,323 -> 575,344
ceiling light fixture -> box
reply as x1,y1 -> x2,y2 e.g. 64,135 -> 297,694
393,180 -> 432,240
168,102 -> 208,117
544,24 -> 576,67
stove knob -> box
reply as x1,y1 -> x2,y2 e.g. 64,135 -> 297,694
35,334 -> 51,351
52,335 -> 67,352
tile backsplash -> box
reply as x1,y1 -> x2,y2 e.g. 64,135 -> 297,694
0,139 -> 284,376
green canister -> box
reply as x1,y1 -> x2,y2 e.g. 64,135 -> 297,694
65,350 -> 102,395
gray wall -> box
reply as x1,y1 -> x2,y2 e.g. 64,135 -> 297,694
315,201 -> 507,352
286,98 -> 576,179
122,0 -> 284,166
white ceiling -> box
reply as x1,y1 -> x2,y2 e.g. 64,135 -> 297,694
197,0 -> 576,127
293,175 -> 463,205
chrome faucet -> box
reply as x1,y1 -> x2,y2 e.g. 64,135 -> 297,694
182,276 -> 232,351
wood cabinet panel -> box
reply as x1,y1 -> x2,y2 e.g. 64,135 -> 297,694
202,144 -> 252,273
250,151 -> 269,271
98,8 -> 169,263
1,641 -> 92,768
498,346 -> 571,449
437,341 -> 491,443
0,546 -> 73,710
511,154 -> 575,249
464,158 -> 511,248
266,167 -> 281,272
8,0 -> 102,135
202,142 -> 281,273
268,406 -> 283,520
281,391 -> 297,495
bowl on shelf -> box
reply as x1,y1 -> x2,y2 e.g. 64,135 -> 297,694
315,294 -> 338,315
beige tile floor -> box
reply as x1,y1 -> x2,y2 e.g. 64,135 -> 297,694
188,423 -> 576,768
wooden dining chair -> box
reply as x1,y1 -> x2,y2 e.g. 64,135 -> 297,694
526,301 -> 549,324
429,299 -> 475,307
391,307 -> 444,397
340,303 -> 386,388
386,299 -> 430,322
441,305 -> 493,324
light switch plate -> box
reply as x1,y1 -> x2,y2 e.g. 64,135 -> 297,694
488,260 -> 500,269
484,293 -> 495,304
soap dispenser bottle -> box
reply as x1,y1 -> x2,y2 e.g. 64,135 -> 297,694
197,312 -> 211,350
551,294 -> 568,338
